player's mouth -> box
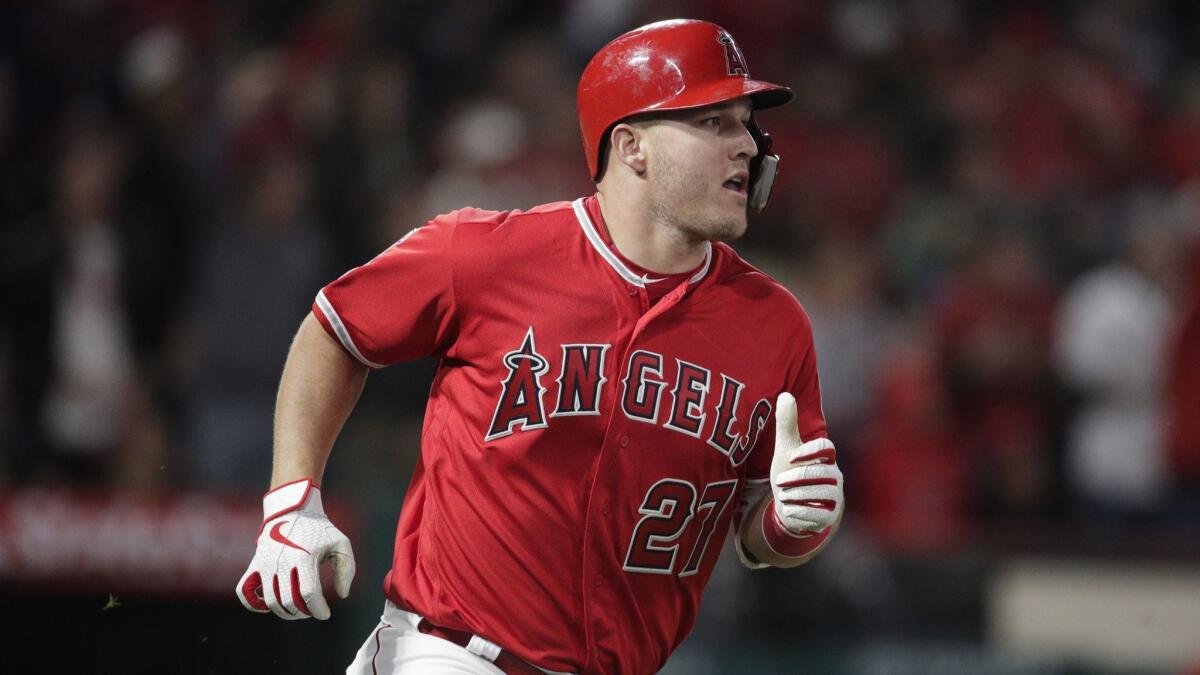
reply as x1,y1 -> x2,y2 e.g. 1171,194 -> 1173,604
723,170 -> 749,195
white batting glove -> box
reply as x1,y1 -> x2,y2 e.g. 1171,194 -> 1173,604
236,479 -> 356,620
770,392 -> 843,536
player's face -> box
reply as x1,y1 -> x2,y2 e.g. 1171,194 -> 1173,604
642,99 -> 758,243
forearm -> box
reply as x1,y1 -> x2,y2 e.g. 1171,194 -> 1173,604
270,313 -> 369,489
739,493 -> 841,568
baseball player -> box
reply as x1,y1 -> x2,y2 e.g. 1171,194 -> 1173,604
237,19 -> 844,675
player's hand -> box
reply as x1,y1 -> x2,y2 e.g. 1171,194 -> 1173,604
769,392 -> 843,536
236,479 -> 356,620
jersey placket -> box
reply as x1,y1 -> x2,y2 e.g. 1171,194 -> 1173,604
578,276 -> 693,671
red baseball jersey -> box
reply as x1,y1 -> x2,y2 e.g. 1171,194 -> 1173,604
312,194 -> 828,674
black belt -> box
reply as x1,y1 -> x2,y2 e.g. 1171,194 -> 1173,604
417,618 -> 547,675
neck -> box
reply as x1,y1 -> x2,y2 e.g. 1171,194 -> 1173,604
595,190 -> 708,274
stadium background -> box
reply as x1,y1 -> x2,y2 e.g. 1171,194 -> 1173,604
2,0 -> 1199,673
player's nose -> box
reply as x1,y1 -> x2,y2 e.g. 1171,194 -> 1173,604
731,123 -> 758,161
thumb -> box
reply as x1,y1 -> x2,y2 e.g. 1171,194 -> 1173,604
774,392 -> 802,450
330,534 -> 356,599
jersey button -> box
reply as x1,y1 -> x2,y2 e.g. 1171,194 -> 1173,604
619,435 -> 630,448
593,576 -> 602,588
626,286 -> 637,296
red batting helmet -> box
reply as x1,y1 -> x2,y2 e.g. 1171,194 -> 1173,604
577,19 -> 794,211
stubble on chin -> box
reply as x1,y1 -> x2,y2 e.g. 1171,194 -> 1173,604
649,156 -> 747,244
691,213 -> 746,243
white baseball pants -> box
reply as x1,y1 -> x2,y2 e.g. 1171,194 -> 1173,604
346,601 -> 575,675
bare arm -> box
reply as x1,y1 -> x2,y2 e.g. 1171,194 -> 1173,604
270,313 -> 370,489
738,493 -> 841,568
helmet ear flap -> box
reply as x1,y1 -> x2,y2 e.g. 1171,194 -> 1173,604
747,116 -> 779,213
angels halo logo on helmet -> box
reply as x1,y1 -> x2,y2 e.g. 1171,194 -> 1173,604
576,19 -> 795,212
717,34 -> 748,77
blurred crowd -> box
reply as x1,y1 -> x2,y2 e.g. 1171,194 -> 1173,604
2,0 -> 1199,558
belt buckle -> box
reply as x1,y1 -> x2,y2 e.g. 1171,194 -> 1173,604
465,634 -> 502,662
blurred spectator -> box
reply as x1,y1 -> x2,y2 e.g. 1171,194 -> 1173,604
795,235 -> 890,452
882,184 -> 981,304
185,145 -> 336,489
486,33 -> 594,202
1055,198 -> 1177,516
120,24 -> 215,222
1155,70 -> 1200,186
1164,213 -> 1200,507
934,227 -> 1058,517
416,97 -> 537,216
317,53 -> 419,255
562,0 -> 641,57
2,111 -> 179,489
414,31 -> 593,220
117,25 -> 209,429
775,55 -> 902,239
856,332 -> 973,553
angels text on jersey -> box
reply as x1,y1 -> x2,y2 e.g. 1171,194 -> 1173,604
486,326 -> 773,467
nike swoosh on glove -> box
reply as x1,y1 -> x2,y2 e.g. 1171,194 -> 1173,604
236,479 -> 355,620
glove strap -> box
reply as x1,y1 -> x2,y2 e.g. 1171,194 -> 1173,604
761,501 -> 831,558
262,478 -> 322,523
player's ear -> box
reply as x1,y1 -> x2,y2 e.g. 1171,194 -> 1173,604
609,123 -> 648,174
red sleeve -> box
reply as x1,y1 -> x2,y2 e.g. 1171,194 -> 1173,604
744,313 -> 829,483
312,214 -> 459,367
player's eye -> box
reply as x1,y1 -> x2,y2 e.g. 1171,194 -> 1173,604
701,116 -> 721,127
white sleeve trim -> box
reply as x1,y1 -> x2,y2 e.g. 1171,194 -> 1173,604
315,289 -> 386,369
571,197 -> 712,288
